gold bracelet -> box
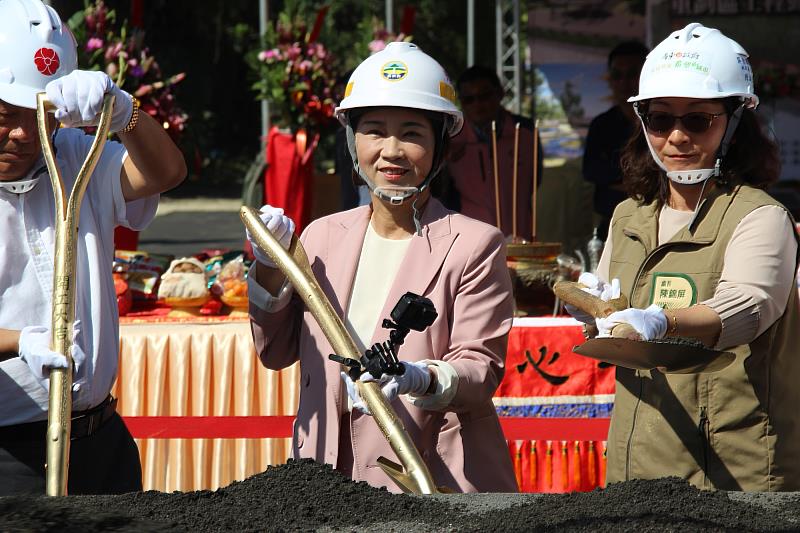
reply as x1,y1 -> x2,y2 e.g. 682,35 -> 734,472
119,95 -> 140,134
667,311 -> 678,335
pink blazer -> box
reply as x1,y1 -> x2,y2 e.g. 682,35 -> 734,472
448,110 -> 535,241
250,198 -> 517,493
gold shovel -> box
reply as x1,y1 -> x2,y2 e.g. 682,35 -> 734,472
553,281 -> 735,374
241,207 -> 442,494
37,93 -> 115,496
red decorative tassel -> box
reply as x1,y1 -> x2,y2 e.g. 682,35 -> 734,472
530,441 -> 537,492
588,441 -> 597,488
513,440 -> 523,490
561,441 -> 569,491
573,441 -> 581,489
545,441 -> 553,490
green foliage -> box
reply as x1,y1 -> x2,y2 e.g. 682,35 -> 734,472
67,0 -> 187,141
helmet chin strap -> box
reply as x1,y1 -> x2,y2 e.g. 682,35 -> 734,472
345,120 -> 450,235
635,102 -> 745,186
0,160 -> 48,194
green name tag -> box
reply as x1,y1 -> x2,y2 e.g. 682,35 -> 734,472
649,273 -> 697,309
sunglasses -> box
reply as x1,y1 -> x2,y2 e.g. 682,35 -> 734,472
643,111 -> 726,134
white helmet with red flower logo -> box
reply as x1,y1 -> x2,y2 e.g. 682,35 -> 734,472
0,0 -> 77,110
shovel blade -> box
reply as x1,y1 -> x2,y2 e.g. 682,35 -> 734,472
574,337 -> 736,374
376,456 -> 450,494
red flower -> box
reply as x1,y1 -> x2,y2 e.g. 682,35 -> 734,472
34,48 -> 60,76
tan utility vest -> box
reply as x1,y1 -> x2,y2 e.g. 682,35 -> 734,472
607,183 -> 800,491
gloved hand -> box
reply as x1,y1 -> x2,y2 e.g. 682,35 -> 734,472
18,324 -> 86,388
245,205 -> 296,269
45,70 -> 134,132
341,361 -> 432,416
596,304 -> 668,341
564,272 -> 621,325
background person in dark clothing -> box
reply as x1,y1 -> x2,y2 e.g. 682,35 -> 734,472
447,66 -> 542,241
582,41 -> 649,240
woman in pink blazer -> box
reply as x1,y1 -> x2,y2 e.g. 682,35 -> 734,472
247,43 -> 517,493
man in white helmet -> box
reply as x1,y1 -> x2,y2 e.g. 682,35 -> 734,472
566,23 -> 800,490
247,42 -> 517,493
0,0 -> 185,494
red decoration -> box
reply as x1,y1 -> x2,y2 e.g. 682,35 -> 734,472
114,226 -> 139,251
33,48 -> 60,75
399,6 -> 416,36
114,272 -> 132,316
264,126 -> 318,235
130,0 -> 143,28
307,6 -> 329,44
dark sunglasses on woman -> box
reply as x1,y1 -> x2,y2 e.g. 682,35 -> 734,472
643,111 -> 726,134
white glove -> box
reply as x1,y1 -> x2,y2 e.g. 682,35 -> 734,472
596,304 -> 668,341
18,324 -> 86,389
341,361 -> 432,416
45,70 -> 134,132
564,272 -> 621,325
245,205 -> 296,268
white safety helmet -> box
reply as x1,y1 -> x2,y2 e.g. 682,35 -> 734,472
0,0 -> 77,110
0,0 -> 75,194
628,23 -> 757,185
335,42 -> 463,136
335,43 -> 463,231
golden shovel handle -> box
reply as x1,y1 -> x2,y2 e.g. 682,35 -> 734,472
553,280 -> 637,338
39,92 -> 115,497
240,206 -> 439,494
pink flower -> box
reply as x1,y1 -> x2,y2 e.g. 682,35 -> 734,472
104,42 -> 123,62
86,37 -> 103,52
258,49 -> 279,62
286,43 -> 302,60
368,40 -> 386,54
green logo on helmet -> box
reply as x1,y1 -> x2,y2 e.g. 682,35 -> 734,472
381,61 -> 408,81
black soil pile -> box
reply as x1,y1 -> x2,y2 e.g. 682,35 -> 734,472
467,477 -> 800,532
1,459 -> 798,532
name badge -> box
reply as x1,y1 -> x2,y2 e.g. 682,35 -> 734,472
650,273 -> 696,309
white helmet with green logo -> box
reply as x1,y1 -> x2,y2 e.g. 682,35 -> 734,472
335,42 -> 463,136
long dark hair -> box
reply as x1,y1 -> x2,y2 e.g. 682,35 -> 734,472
621,98 -> 782,205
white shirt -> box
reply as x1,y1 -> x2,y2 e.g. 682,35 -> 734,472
345,223 -> 412,353
0,128 -> 158,425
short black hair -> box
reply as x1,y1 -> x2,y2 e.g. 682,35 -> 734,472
607,40 -> 649,67
456,65 -> 502,93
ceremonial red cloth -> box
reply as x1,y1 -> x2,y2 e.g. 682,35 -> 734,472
497,318 -> 616,418
264,126 -> 315,235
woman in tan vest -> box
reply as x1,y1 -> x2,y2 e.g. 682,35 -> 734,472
567,23 -> 800,491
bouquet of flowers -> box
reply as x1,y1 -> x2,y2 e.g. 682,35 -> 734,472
67,0 -> 188,140
250,14 -> 339,131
